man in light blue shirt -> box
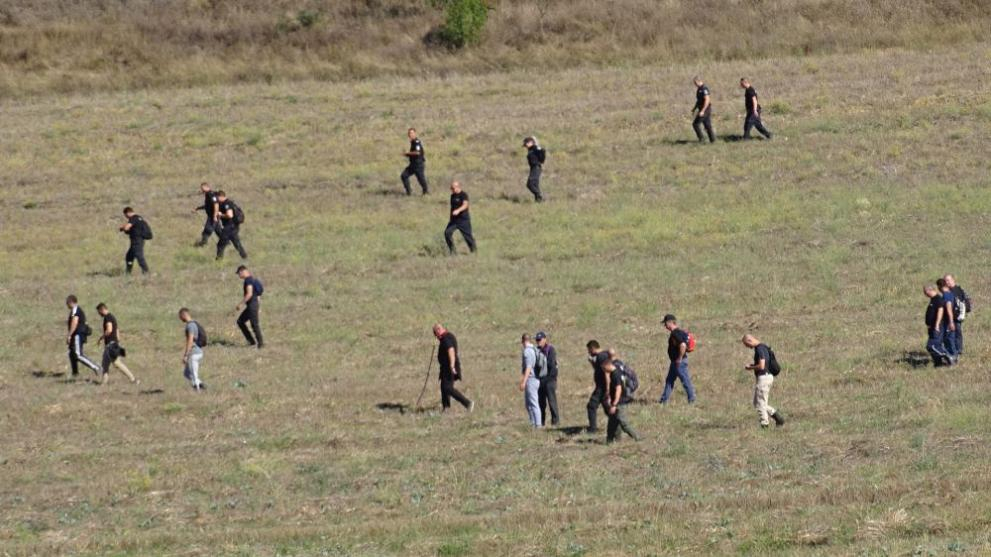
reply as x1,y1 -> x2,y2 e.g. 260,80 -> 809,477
519,334 -> 542,428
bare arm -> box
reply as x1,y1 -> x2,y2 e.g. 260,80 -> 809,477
945,301 -> 956,330
677,342 -> 687,363
751,95 -> 759,113
519,365 -> 532,391
447,347 -> 458,376
934,307 -> 944,331
67,315 -> 79,341
452,200 -> 469,216
237,284 -> 253,310
101,320 -> 113,345
747,357 -> 766,371
700,95 -> 710,114
183,331 -> 195,362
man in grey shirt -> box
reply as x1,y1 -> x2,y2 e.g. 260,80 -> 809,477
179,308 -> 206,391
519,334 -> 542,428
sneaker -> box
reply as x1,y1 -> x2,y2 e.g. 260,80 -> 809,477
771,412 -> 785,427
467,401 -> 475,413
760,423 -> 769,429
586,427 -> 599,434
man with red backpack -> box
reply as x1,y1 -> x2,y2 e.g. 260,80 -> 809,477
659,314 -> 696,405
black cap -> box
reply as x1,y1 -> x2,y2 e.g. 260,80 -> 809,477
662,314 -> 677,323
236,265 -> 247,273
535,331 -> 546,341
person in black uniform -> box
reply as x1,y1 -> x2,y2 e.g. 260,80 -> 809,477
432,324 -> 474,412
96,303 -> 138,385
692,77 -> 716,143
444,181 -> 476,254
740,77 -> 772,140
585,340 -> 611,434
194,182 -> 221,247
215,190 -> 248,260
65,295 -> 101,377
235,265 -> 264,349
120,207 -> 150,275
523,136 -> 545,202
401,128 -> 429,196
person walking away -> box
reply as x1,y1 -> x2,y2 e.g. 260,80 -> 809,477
924,285 -> 951,367
604,359 -> 641,443
659,314 -> 697,405
692,77 -> 716,143
740,78 -> 772,140
444,181 -> 477,254
519,334 -> 542,428
536,331 -> 559,426
194,182 -> 221,246
120,207 -> 150,275
742,335 -> 784,428
585,340 -> 612,433
96,303 -> 138,385
179,308 -> 207,391
944,274 -> 970,356
401,128 -> 429,195
937,278 -> 959,363
523,136 -> 546,202
65,295 -> 101,377
215,190 -> 248,260
235,265 -> 264,349
433,324 -> 473,412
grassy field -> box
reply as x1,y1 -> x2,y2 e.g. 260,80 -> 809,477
2,41 -> 991,556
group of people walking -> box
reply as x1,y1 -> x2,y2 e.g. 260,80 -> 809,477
691,76 -> 774,143
433,312 -> 789,443
923,274 -> 972,367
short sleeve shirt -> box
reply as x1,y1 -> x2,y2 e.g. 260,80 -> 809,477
695,85 -> 710,111
753,344 -> 770,376
186,321 -> 203,355
218,200 -> 234,222
203,192 -> 218,214
438,332 -> 461,377
450,191 -> 470,221
609,367 -> 632,404
244,277 -> 262,304
941,291 -> 957,326
127,215 -> 144,241
925,296 -> 941,328
592,351 -> 610,389
668,329 -> 689,361
103,313 -> 119,343
521,344 -> 537,375
745,86 -> 759,115
408,139 -> 425,163
68,306 -> 87,334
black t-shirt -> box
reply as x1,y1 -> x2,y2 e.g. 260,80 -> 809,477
695,84 -> 711,112
527,147 -> 542,169
450,191 -> 470,221
407,139 -> 425,164
925,296 -> 942,328
438,332 -> 461,378
668,329 -> 689,361
127,215 -> 145,242
744,86 -> 759,115
103,313 -> 119,343
244,277 -> 263,305
591,351 -> 610,390
68,306 -> 88,335
218,200 -> 234,223
203,192 -> 218,215
753,343 -> 770,376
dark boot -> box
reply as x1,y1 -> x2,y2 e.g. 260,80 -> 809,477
771,412 -> 785,427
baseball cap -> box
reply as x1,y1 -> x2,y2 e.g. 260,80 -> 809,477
535,331 -> 547,341
662,314 -> 677,323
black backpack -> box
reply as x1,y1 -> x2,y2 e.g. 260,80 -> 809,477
767,347 -> 781,376
614,360 -> 639,396
141,219 -> 153,240
536,148 -> 547,164
231,201 -> 245,225
192,321 -> 208,348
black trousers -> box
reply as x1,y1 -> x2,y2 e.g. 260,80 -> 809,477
237,302 -> 263,347
199,217 -> 221,244
444,219 -> 476,253
526,166 -> 543,201
693,112 -> 715,143
440,377 -> 471,409
401,163 -> 429,195
744,114 -> 772,139
538,378 -> 559,426
68,334 -> 100,376
217,224 -> 247,259
586,387 -> 610,432
125,241 -> 148,274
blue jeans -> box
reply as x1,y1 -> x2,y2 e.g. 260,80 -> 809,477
943,324 -> 959,357
926,328 -> 949,366
524,375 -> 542,427
660,359 -> 696,403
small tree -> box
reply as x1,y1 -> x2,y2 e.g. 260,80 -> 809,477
429,0 -> 489,48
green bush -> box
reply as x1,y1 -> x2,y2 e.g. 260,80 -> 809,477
430,0 -> 488,48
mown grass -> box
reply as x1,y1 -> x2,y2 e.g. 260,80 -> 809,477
1,42 -> 991,555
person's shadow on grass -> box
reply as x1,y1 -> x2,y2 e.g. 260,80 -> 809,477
896,351 -> 932,369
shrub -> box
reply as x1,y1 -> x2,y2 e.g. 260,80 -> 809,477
429,0 -> 488,48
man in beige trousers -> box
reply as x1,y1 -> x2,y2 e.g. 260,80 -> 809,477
742,335 -> 784,428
